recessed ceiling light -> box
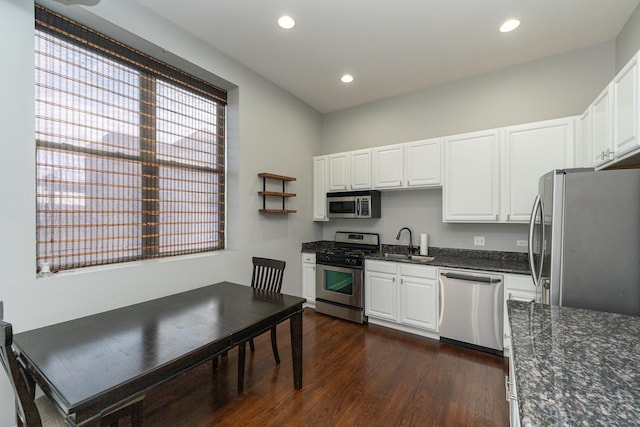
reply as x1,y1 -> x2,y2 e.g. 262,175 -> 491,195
500,19 -> 520,33
278,15 -> 296,30
341,74 -> 354,83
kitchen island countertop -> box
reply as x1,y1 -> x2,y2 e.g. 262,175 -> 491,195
508,300 -> 640,426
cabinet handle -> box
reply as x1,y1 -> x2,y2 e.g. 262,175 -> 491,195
505,376 -> 518,402
505,376 -> 510,401
393,277 -> 396,283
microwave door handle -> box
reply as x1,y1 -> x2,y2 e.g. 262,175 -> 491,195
356,198 -> 360,216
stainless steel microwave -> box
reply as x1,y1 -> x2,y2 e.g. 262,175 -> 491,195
326,190 -> 381,219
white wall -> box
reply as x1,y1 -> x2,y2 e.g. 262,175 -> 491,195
321,190 -> 529,252
616,3 -> 640,71
0,1 -> 321,425
320,42 -> 616,251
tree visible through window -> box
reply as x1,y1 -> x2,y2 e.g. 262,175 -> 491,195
35,6 -> 226,273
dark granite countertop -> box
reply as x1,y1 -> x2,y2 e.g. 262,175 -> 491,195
301,241 -> 530,275
508,300 -> 640,426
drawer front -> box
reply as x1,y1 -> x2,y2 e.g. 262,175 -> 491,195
302,252 -> 316,263
365,260 -> 397,274
399,263 -> 436,279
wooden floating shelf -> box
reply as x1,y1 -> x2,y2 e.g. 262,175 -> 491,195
258,191 -> 296,197
258,173 -> 296,214
258,173 -> 296,182
259,209 -> 298,214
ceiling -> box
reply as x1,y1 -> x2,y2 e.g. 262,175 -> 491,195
130,0 -> 639,113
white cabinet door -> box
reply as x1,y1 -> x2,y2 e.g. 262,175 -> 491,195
373,144 -> 404,188
508,348 -> 521,427
365,271 -> 397,321
399,264 -> 437,331
328,152 -> 350,191
612,54 -> 640,159
301,253 -> 316,306
592,86 -> 613,167
503,274 -> 536,352
502,118 -> 575,222
365,261 -> 398,321
350,149 -> 372,189
399,275 -> 437,331
443,130 -> 500,222
405,138 -> 442,188
578,108 -> 593,168
312,156 -> 329,221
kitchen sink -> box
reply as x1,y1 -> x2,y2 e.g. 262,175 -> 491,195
383,253 -> 435,262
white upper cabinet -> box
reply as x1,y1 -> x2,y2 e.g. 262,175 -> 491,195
443,130 -> 500,222
591,86 -> 613,167
405,138 -> 442,188
312,155 -> 329,221
328,152 -> 350,191
612,54 -> 640,160
327,150 -> 372,191
373,144 -> 404,189
350,149 -> 372,190
578,107 -> 593,168
501,117 -> 575,222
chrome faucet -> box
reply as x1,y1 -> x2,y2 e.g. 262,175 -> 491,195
396,227 -> 415,254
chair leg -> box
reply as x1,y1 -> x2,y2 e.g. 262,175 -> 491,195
249,338 -> 255,352
270,326 -> 280,364
237,342 -> 246,393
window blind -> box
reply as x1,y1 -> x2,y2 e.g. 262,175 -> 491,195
35,5 -> 226,272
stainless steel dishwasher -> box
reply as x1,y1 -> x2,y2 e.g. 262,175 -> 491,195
438,269 -> 504,354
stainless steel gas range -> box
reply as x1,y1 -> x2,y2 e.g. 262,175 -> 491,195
315,231 -> 380,324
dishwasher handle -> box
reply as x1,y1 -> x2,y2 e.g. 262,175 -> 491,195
440,272 -> 502,284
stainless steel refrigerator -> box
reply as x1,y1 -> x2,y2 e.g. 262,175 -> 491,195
528,168 -> 640,316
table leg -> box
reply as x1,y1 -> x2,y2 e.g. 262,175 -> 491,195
289,310 -> 303,390
237,342 -> 246,393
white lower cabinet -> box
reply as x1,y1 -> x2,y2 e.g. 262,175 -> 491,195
399,264 -> 438,330
503,274 -> 536,354
365,260 -> 438,335
508,346 -> 521,427
301,253 -> 316,307
365,261 -> 397,321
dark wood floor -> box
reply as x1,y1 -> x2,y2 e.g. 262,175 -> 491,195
141,309 -> 508,426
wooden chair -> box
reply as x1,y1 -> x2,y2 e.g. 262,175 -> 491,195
237,257 -> 286,392
1,320 -> 144,427
0,320 -> 67,427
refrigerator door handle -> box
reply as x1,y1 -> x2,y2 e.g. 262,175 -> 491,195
528,195 -> 544,288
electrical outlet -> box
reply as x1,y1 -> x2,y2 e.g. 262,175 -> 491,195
516,240 -> 528,247
473,236 -> 485,246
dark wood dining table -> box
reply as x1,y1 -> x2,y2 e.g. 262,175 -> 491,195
13,281 -> 305,426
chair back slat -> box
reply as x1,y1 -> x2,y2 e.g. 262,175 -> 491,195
1,321 -> 43,427
251,257 -> 286,293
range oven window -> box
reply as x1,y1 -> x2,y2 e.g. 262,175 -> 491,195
324,271 -> 353,295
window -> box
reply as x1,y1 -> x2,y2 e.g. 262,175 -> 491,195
35,5 -> 227,273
